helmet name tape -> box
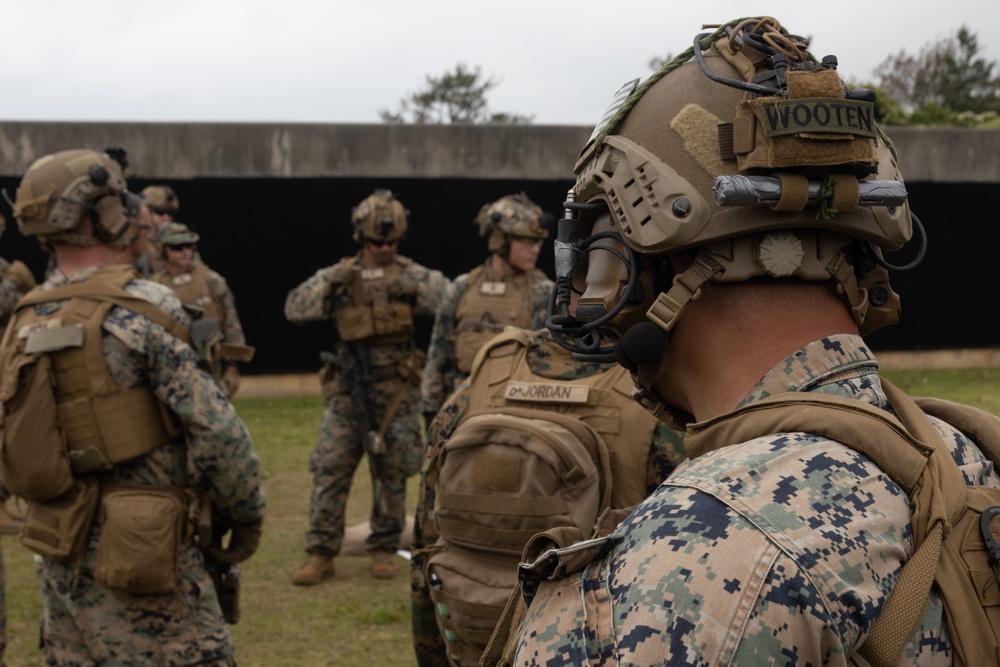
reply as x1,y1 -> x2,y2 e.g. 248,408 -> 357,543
758,98 -> 876,138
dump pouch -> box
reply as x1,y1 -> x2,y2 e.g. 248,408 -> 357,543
19,476 -> 100,561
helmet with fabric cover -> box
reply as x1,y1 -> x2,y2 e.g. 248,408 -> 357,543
159,222 -> 201,256
141,185 -> 180,216
13,148 -> 132,251
475,192 -> 549,253
351,190 -> 408,243
546,17 -> 922,423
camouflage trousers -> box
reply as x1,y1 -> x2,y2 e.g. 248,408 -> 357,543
37,535 -> 235,666
305,376 -> 424,556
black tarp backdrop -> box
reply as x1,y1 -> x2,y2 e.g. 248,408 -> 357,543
0,177 -> 997,375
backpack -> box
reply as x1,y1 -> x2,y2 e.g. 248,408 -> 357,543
678,379 -> 1000,667
425,330 -> 629,667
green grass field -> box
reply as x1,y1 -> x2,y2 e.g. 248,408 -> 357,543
3,367 -> 999,666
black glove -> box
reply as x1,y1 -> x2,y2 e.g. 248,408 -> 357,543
206,518 -> 263,565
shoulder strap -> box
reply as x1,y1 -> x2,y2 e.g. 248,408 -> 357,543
914,396 -> 1000,468
686,381 -> 968,667
467,326 -> 535,379
16,269 -> 191,346
685,390 -> 932,492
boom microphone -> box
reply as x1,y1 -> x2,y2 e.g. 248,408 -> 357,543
613,322 -> 665,372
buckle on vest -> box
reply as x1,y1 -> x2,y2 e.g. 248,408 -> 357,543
980,506 -> 1000,582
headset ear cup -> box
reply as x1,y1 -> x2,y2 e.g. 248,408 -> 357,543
92,194 -> 128,245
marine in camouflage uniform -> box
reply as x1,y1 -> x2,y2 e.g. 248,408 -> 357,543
488,16 -> 1000,667
0,229 -> 37,667
3,149 -> 265,667
420,194 -> 553,417
139,184 -> 181,276
286,190 -> 450,583
411,328 -> 686,667
506,336 -> 1000,665
151,223 -> 250,397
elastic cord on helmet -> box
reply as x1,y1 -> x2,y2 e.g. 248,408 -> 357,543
589,20 -> 742,153
868,212 -> 927,272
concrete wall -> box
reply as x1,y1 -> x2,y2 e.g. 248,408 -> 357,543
1,122 -> 998,183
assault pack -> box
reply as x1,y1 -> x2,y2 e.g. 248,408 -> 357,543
485,379 -> 1000,667
423,328 -> 657,667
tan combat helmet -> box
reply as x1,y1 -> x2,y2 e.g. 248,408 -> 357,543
351,190 -> 408,243
474,192 -> 549,254
549,17 -> 920,355
546,17 -> 925,422
12,148 -> 132,251
158,222 -> 200,256
141,185 -> 180,217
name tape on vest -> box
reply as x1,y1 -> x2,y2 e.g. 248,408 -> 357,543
480,281 -> 508,296
504,381 -> 590,404
361,267 -> 386,280
759,98 -> 876,138
172,273 -> 194,286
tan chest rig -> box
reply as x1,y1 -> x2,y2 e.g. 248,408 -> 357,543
333,256 -> 415,345
465,329 -> 657,509
154,263 -> 223,325
0,264 -> 185,491
452,265 -> 539,374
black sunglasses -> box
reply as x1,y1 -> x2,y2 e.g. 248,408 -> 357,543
367,239 -> 397,247
166,243 -> 196,251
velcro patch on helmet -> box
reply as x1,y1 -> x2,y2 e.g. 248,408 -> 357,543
670,104 -> 729,178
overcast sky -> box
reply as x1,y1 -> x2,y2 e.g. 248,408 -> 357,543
3,1 -> 997,128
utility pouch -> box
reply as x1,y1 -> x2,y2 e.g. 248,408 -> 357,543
335,302 -> 415,343
95,486 -> 188,595
335,304 -> 377,342
19,476 -> 100,561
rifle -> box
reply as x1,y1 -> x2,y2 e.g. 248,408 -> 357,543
324,344 -> 389,517
198,500 -> 241,624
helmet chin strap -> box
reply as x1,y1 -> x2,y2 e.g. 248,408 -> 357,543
611,252 -> 724,430
645,252 -> 724,334
615,244 -> 880,429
